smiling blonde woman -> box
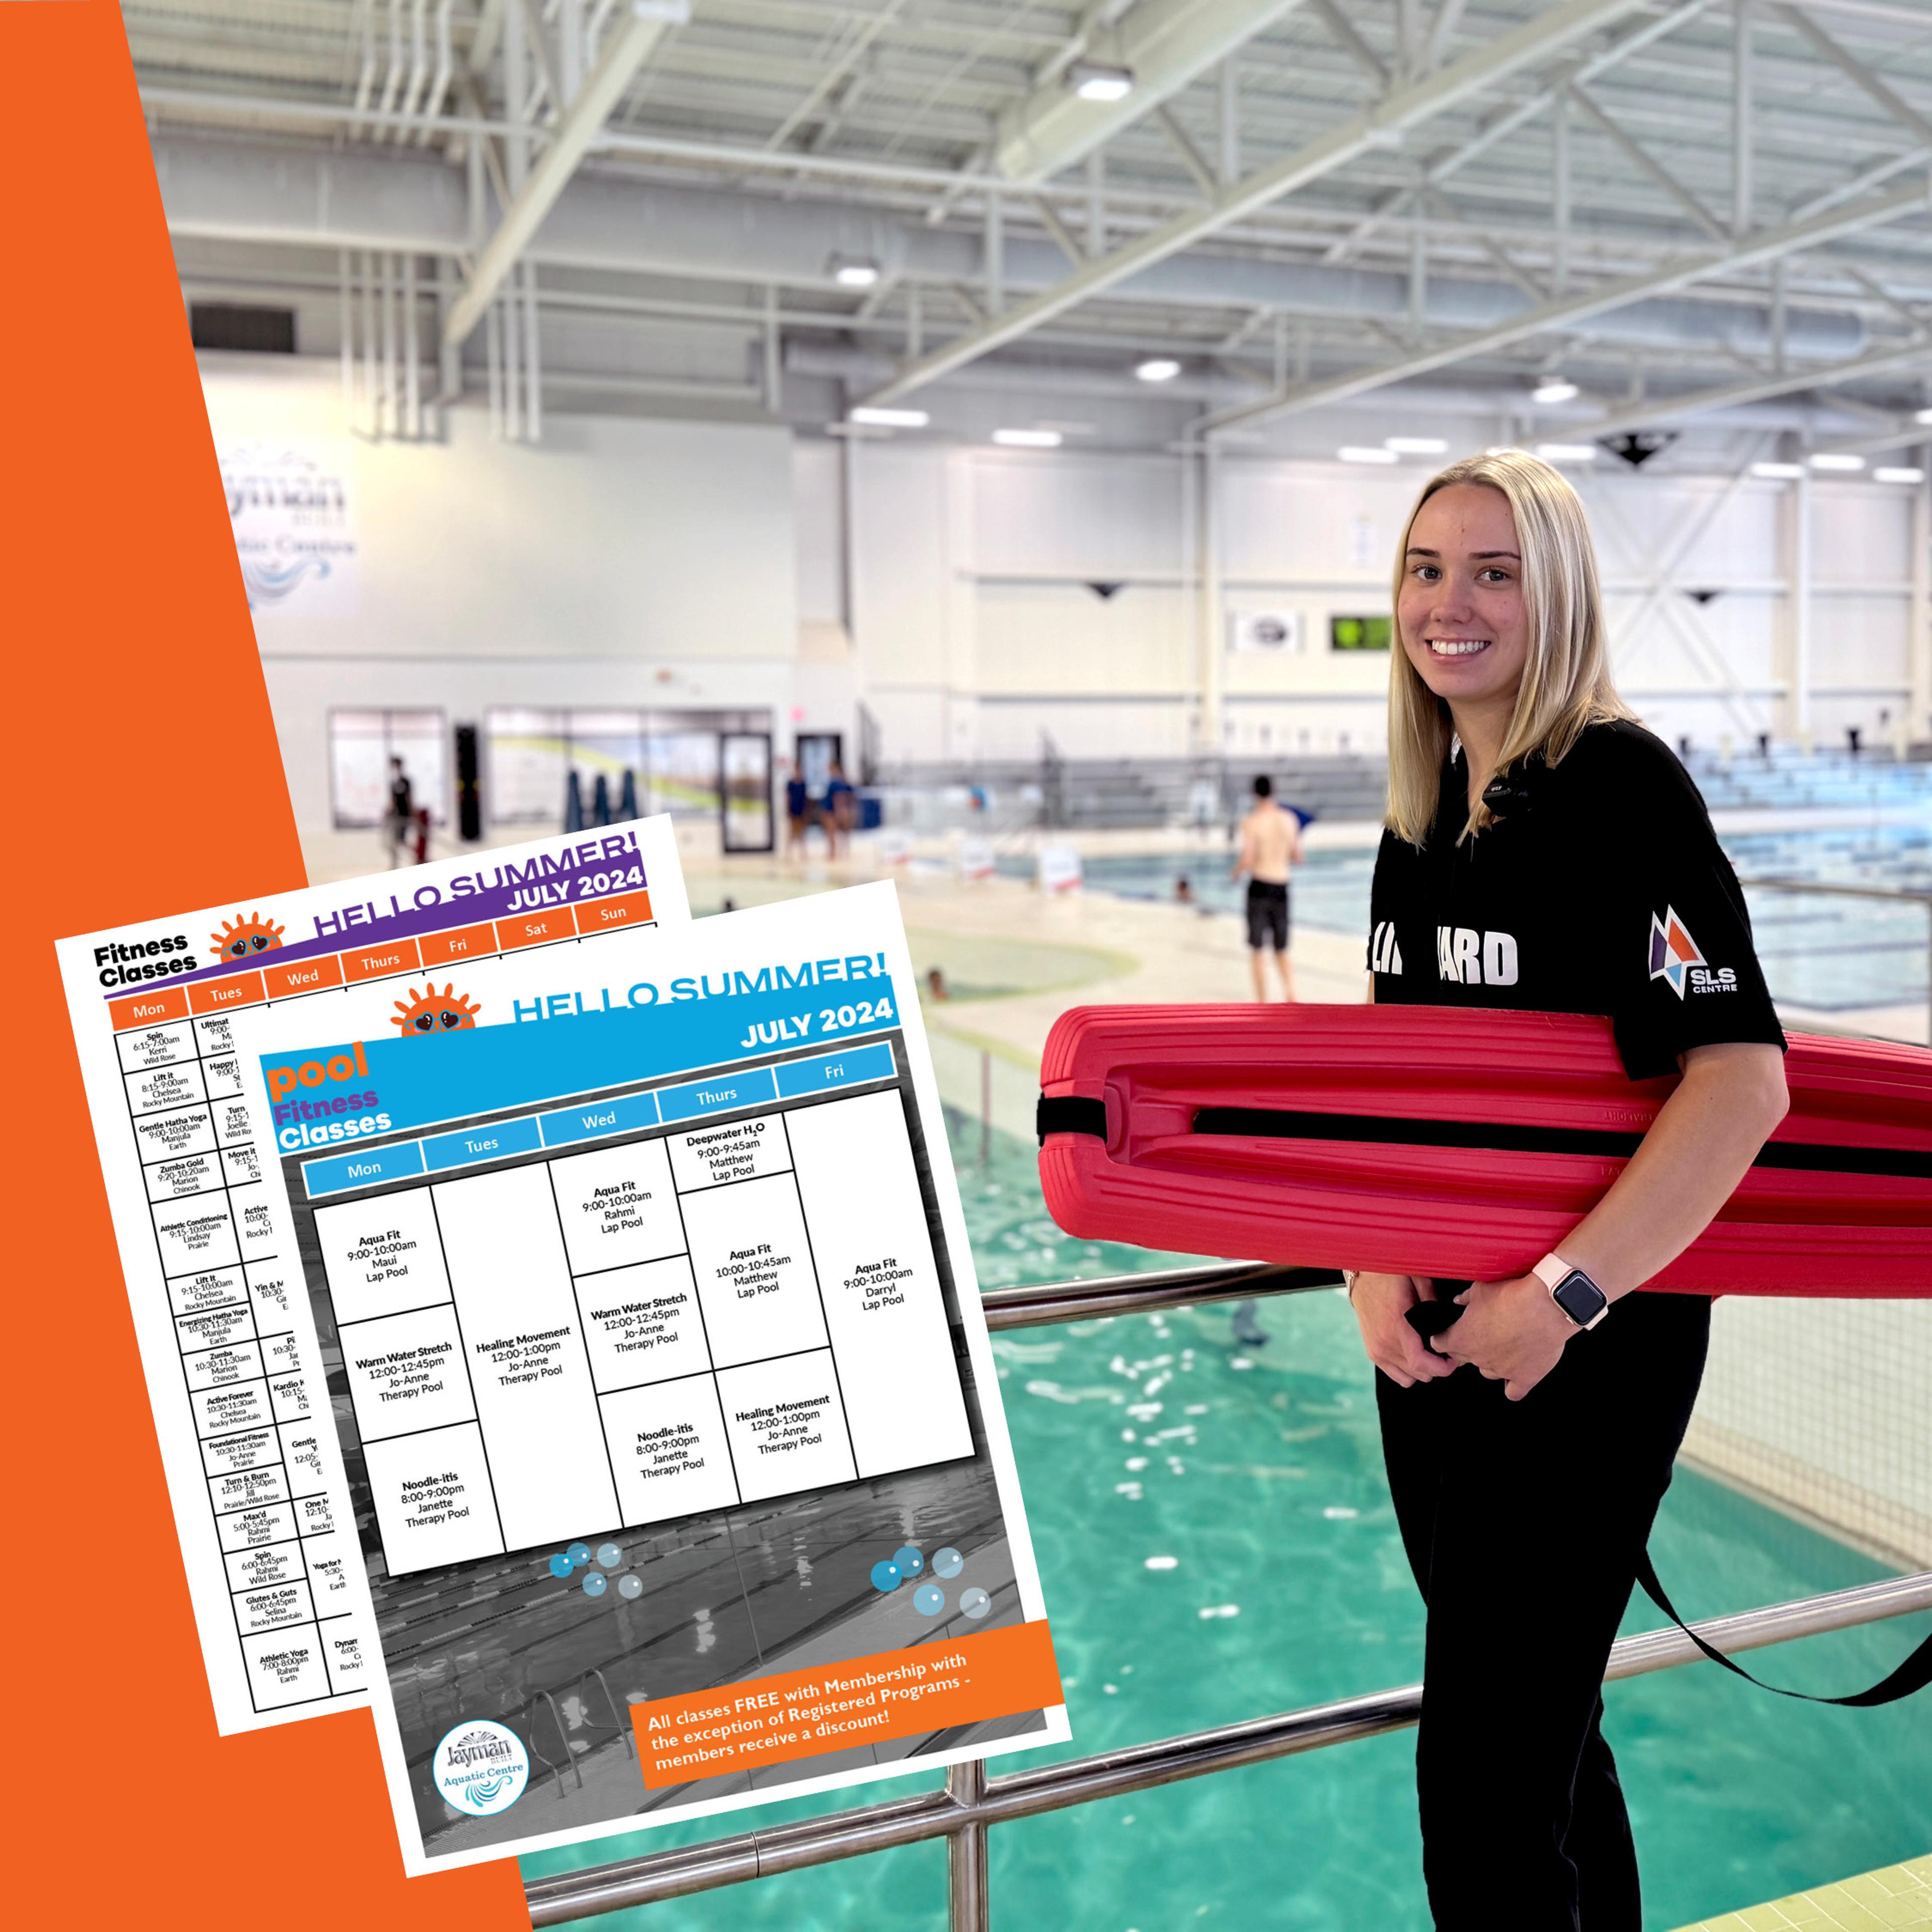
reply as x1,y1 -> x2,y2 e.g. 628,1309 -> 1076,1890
1346,450 -> 1790,1932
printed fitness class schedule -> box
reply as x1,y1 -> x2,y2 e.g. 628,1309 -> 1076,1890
56,820 -> 690,1732
232,885 -> 1063,1875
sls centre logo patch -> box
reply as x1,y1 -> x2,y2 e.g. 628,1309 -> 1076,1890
1648,907 -> 1736,998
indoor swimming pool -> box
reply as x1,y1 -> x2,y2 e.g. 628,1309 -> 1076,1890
1025,818 -> 1931,1015
518,1111 -> 1932,1932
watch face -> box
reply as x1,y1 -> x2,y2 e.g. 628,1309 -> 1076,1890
1553,1271 -> 1607,1325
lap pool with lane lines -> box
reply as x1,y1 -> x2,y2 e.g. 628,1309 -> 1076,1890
1023,819 -> 1931,1017
517,1106 -> 1932,1932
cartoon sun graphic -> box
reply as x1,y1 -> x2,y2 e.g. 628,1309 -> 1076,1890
391,983 -> 484,1035
210,911 -> 286,961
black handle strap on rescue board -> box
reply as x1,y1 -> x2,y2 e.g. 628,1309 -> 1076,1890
1401,1309 -> 1931,1704
1037,1095 -> 1932,1180
1633,1554 -> 1932,1708
1402,1313 -> 1929,1704
1187,1105 -> 1932,1180
1037,1096 -> 1107,1141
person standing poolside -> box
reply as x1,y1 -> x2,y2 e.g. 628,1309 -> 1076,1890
784,765 -> 809,861
1232,774 -> 1303,1000
384,756 -> 413,869
1344,450 -> 1788,1932
825,761 -> 855,858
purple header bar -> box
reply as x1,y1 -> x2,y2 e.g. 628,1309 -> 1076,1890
101,828 -> 650,1003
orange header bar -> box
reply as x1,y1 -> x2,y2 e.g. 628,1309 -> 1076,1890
419,919 -> 498,967
630,1619 -> 1061,1789
189,971 -> 266,1016
262,953 -> 345,999
109,985 -> 191,1031
342,938 -> 422,983
576,890 -> 653,935
496,908 -> 576,951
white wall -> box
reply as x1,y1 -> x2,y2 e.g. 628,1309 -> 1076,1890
201,357 -> 1925,794
824,434 -> 1926,767
199,355 -> 851,835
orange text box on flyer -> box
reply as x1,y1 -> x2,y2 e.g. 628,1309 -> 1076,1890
575,890 -> 653,934
496,907 -> 577,950
630,1621 -> 1061,1788
188,970 -> 266,1015
418,919 -> 499,967
109,986 -> 191,1031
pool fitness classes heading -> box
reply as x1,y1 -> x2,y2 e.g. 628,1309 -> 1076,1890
90,831 -> 652,993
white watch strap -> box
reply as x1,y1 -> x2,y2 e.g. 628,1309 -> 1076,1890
1532,1251 -> 1572,1291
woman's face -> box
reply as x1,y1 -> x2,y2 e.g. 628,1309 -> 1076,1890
1397,482 -> 1530,714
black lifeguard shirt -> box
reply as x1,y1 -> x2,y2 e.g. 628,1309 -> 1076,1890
1367,720 -> 1786,1080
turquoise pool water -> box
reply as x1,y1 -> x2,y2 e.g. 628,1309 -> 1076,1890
520,1112 -> 1932,1932
1034,822 -> 1931,1013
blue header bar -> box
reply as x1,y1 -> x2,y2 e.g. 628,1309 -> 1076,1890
539,1089 -> 662,1149
302,1141 -> 425,1200
292,1037 -> 903,1199
658,1066 -> 779,1123
423,1115 -> 543,1173
262,984 -> 901,1139
773,1041 -> 897,1098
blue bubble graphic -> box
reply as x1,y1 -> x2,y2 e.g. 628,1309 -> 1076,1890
870,1561 -> 903,1593
913,1583 -> 945,1617
959,1587 -> 991,1620
547,1553 -> 574,1579
931,1547 -> 963,1579
597,1542 -> 623,1569
567,1542 -> 592,1569
894,1545 -> 924,1577
583,1571 -> 607,1597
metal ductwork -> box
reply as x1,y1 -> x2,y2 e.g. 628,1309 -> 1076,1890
151,132 -> 1867,364
782,342 -> 1875,432
785,341 -> 1260,403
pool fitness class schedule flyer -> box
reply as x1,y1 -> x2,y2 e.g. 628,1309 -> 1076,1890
55,819 -> 690,1734
234,884 -> 1065,1874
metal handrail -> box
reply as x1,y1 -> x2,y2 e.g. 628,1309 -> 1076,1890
982,1259 -> 1340,1330
526,1569 -> 1932,1924
1736,875 -> 1932,1040
1738,879 -> 1932,904
522,1257 -> 1932,1929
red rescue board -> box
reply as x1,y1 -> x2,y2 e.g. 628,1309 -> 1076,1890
1037,1005 -> 1932,1296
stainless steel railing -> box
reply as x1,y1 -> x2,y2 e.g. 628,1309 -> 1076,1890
526,1570 -> 1932,1925
522,1260 -> 1932,1929
981,1258 -> 1340,1330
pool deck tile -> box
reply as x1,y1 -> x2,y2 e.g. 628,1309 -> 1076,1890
1673,1855 -> 1932,1932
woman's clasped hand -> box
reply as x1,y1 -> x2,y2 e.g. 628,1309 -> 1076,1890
1347,1268 -> 1575,1400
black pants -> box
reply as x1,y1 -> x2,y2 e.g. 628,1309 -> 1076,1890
1375,1290 -> 1710,1932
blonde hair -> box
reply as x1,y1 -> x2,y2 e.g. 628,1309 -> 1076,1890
1385,448 -> 1632,846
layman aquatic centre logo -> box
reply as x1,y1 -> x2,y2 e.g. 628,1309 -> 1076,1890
211,911 -> 286,961
391,982 -> 483,1034
432,1720 -> 528,1817
1649,907 -> 1736,998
